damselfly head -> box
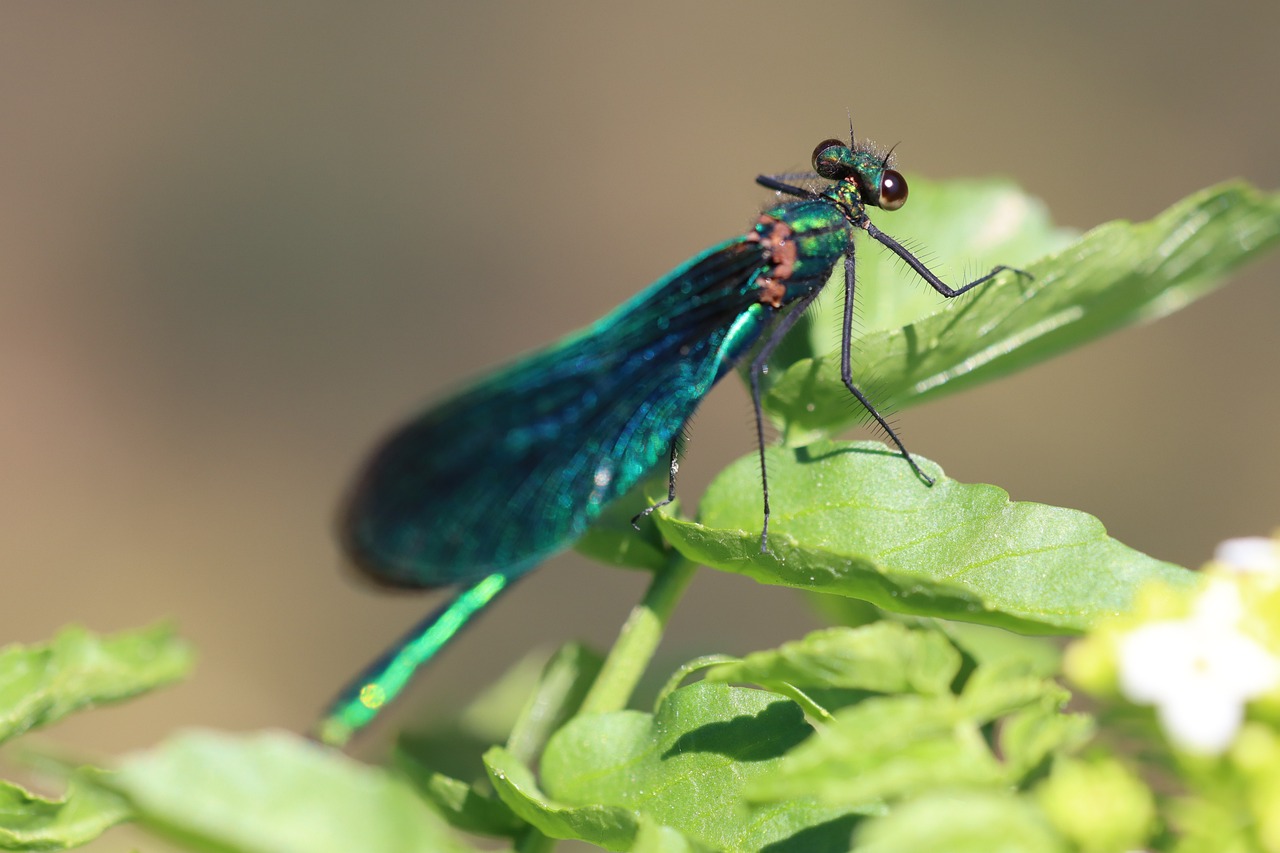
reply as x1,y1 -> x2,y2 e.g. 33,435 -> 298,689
811,138 -> 909,212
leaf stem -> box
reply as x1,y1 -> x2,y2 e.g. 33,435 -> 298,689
579,554 -> 698,715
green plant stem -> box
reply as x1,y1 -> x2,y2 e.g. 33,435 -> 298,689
578,554 -> 698,715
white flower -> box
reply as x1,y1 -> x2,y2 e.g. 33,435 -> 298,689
1118,580 -> 1280,754
1214,536 -> 1280,577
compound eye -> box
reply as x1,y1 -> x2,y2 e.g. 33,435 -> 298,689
878,169 -> 908,210
812,138 -> 853,180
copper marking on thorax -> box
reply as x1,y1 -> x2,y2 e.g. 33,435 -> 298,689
747,214 -> 797,308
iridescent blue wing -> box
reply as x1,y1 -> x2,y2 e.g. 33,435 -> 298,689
341,237 -> 771,588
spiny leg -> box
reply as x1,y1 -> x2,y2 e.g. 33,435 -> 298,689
838,252 -> 933,485
631,438 -> 682,529
748,288 -> 823,553
862,220 -> 1032,296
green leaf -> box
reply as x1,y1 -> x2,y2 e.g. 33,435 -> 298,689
394,724 -> 505,806
390,765 -> 523,838
0,769 -> 129,850
538,682 -> 870,852
999,707 -> 1095,783
506,642 -> 604,766
937,621 -> 1061,678
455,648 -> 553,743
108,730 -> 477,853
703,623 -> 962,696
957,657 -> 1070,721
396,643 -> 607,839
631,820 -> 711,853
395,645 -> 605,840
0,624 -> 192,744
750,664 -> 1064,806
854,790 -> 1067,853
749,696 -> 999,806
956,657 -> 1085,782
658,440 -> 1196,633
396,648 -> 551,786
653,654 -> 741,711
1034,757 -> 1156,853
767,180 -> 1280,444
484,746 -> 639,851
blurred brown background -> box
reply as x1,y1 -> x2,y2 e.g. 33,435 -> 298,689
2,2 -> 1277,840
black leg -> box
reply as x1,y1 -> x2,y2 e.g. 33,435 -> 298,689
747,288 -> 823,553
631,439 -> 682,529
838,252 -> 933,485
755,175 -> 815,198
862,220 -> 1032,297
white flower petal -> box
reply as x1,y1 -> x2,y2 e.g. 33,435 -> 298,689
1118,621 -> 1199,702
1156,688 -> 1244,754
1209,634 -> 1280,696
1192,579 -> 1244,625
1116,577 -> 1280,754
1215,537 -> 1280,575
